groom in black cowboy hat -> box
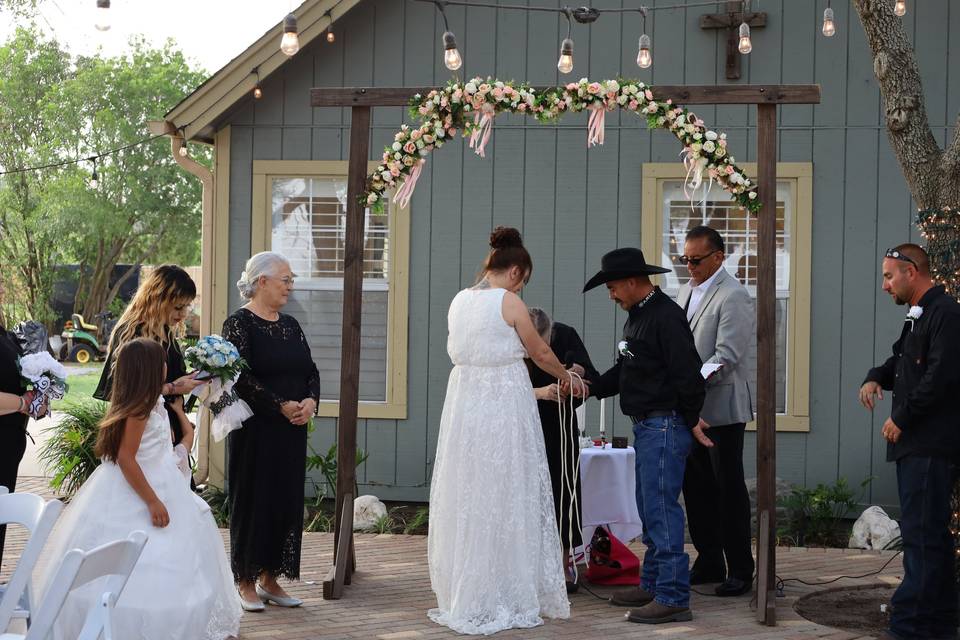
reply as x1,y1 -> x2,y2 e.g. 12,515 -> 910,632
582,248 -> 708,625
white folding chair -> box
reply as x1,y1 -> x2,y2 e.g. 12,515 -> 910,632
0,488 -> 8,496
0,530 -> 148,640
0,493 -> 64,631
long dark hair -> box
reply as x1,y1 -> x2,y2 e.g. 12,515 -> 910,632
112,265 -> 196,349
478,226 -> 532,281
95,338 -> 166,461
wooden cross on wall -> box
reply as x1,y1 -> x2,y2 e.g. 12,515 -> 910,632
700,1 -> 767,80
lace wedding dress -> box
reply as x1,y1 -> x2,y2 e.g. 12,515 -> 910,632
38,397 -> 242,640
428,288 -> 569,635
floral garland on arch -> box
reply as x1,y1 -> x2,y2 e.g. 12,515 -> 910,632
363,77 -> 760,214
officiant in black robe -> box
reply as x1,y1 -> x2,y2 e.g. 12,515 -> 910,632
527,309 -> 598,563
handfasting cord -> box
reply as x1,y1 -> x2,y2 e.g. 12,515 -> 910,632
557,369 -> 586,584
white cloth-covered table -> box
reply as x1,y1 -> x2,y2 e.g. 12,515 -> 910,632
579,444 -> 644,548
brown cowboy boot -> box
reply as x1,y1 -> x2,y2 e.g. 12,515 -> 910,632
609,585 -> 655,607
625,600 -> 693,624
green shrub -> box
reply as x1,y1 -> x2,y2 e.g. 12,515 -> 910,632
778,477 -> 872,547
199,484 -> 231,528
38,401 -> 106,498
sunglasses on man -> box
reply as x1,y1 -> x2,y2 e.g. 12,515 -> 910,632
679,250 -> 719,266
885,248 -> 918,269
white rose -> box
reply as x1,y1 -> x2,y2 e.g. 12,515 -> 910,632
392,142 -> 401,151
705,130 -> 718,141
748,191 -> 757,200
702,140 -> 716,153
465,81 -> 477,93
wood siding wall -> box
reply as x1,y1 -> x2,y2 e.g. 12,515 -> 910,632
220,0 -> 960,509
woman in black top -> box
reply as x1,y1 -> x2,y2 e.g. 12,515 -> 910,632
94,265 -> 206,444
527,307 -> 598,588
224,252 -> 319,612
0,280 -> 41,562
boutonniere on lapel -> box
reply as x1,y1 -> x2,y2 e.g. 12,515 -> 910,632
618,340 -> 635,358
906,305 -> 923,331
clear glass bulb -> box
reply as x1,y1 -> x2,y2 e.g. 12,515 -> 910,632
557,54 -> 573,74
280,31 -> 300,56
637,48 -> 652,69
738,23 -> 752,54
94,4 -> 110,31
326,30 -> 335,43
253,85 -> 263,99
90,175 -> 98,189
822,7 -> 836,37
179,145 -> 188,157
444,48 -> 462,71
894,0 -> 906,16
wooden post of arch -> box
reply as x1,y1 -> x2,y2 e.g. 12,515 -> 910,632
310,85 -> 819,624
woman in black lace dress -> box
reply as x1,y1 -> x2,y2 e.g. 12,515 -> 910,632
223,252 -> 319,612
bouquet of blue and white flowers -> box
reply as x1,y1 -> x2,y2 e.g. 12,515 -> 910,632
184,335 -> 252,442
18,352 -> 68,418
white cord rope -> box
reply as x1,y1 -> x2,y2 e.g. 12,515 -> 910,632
557,369 -> 585,583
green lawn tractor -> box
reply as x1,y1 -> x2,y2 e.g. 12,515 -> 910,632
59,311 -> 116,363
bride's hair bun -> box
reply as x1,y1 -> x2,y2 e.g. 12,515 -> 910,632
489,226 -> 523,250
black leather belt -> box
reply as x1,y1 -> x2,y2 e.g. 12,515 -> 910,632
631,410 -> 675,423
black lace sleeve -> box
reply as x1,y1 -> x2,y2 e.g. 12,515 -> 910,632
295,320 -> 321,405
222,312 -> 285,415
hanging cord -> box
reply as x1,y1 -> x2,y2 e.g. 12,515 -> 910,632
557,369 -> 585,582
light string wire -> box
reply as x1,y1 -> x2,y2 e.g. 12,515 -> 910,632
415,0 -> 762,15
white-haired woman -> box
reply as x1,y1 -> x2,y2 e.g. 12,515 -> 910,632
222,252 -> 320,612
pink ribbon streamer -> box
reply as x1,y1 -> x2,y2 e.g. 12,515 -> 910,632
392,159 -> 425,209
587,104 -> 606,147
469,108 -> 495,158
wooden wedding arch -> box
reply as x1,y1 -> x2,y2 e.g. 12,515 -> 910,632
310,83 -> 820,627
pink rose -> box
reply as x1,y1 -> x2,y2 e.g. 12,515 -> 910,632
587,82 -> 602,95
645,89 -> 653,100
390,167 -> 400,177
518,103 -> 527,111
419,105 -> 430,115
410,130 -> 422,140
404,142 -> 416,154
606,91 -> 617,100
566,82 -> 577,91
719,139 -> 727,147
492,87 -> 503,100
628,100 -> 639,110
725,165 -> 735,175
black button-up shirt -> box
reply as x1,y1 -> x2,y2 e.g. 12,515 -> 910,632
865,285 -> 960,461
590,287 -> 705,429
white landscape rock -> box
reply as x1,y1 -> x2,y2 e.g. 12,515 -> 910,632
353,495 -> 388,530
849,506 -> 901,550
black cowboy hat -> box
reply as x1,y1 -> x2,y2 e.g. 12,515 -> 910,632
583,248 -> 670,292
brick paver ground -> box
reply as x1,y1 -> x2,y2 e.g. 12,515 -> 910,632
3,477 -> 903,639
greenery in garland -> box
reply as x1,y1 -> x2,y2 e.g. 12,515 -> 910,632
364,77 -> 760,215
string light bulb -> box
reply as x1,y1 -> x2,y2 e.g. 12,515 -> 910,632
94,0 -> 111,32
326,30 -> 335,43
637,34 -> 652,69
90,161 -> 99,189
179,144 -> 188,157
822,6 -> 836,37
738,22 -> 752,54
253,85 -> 263,99
894,0 -> 906,16
557,38 -> 574,74
636,9 -> 651,69
443,31 -> 462,70
280,13 -> 300,56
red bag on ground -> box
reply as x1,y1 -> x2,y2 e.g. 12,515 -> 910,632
585,525 -> 641,585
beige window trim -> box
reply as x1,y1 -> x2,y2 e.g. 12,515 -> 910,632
251,160 -> 410,420
641,162 -> 813,433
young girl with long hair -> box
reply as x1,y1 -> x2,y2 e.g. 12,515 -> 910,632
40,338 -> 241,639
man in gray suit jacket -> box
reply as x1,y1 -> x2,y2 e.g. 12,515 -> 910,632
676,226 -> 755,597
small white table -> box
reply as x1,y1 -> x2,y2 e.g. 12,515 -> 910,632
579,443 -> 644,548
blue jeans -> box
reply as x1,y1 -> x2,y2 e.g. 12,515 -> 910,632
633,414 -> 693,608
889,456 -> 959,639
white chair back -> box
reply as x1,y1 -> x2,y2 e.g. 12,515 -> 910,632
0,493 -> 64,630
0,487 -> 8,495
22,531 -> 148,640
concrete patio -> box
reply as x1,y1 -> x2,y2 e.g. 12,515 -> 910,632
2,477 -> 903,640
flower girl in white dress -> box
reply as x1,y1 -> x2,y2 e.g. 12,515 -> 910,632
39,338 -> 241,639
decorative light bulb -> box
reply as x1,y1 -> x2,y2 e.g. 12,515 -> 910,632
90,168 -> 99,189
738,22 -> 752,54
557,38 -> 574,74
94,0 -> 111,32
253,85 -> 263,99
822,7 -> 836,37
326,30 -> 335,43
179,145 -> 188,157
894,0 -> 906,16
280,13 -> 300,56
442,31 -> 462,71
637,33 -> 652,69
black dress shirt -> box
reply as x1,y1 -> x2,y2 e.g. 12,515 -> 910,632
865,285 -> 960,461
590,287 -> 705,429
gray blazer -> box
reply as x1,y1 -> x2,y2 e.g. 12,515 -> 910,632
676,268 -> 755,426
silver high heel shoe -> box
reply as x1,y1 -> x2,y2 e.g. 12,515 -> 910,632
256,584 -> 303,608
239,591 -> 265,612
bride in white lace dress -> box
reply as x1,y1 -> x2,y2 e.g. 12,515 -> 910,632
428,227 -> 584,635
